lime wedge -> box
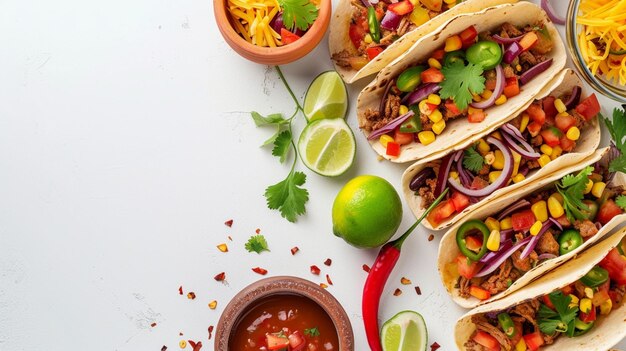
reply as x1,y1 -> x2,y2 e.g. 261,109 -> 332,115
298,118 -> 356,177
381,311 -> 428,351
303,71 -> 348,121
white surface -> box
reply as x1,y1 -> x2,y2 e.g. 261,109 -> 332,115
0,0 -> 624,350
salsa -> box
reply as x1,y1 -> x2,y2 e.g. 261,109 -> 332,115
230,294 -> 339,351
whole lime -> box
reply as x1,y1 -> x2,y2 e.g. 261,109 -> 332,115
332,175 -> 403,248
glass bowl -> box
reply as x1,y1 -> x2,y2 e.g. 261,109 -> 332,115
566,0 -> 626,103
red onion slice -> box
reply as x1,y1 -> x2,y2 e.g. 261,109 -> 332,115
403,83 -> 442,106
475,237 -> 532,277
492,34 -> 524,44
537,253 -> 557,261
501,123 -> 524,140
367,110 -> 415,140
548,217 -> 563,231
521,220 -> 555,259
457,157 -> 473,187
520,58 -> 553,85
471,65 -> 504,109
541,0 -> 565,25
361,0 -> 372,7
563,86 -> 582,110
479,240 -> 513,263
381,11 -> 402,31
497,199 -> 531,221
501,128 -> 541,160
503,42 -> 523,64
435,153 -> 455,197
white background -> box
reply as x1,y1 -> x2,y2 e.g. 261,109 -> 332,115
0,0 -> 624,350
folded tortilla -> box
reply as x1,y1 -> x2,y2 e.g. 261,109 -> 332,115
437,148 -> 626,309
356,2 -> 566,163
455,226 -> 626,350
401,69 -> 601,231
329,0 -> 516,83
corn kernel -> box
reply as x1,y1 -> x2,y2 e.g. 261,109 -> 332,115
491,131 -> 502,140
477,139 -> 490,155
513,173 -> 526,183
512,151 -> 521,175
180,340 -> 187,349
481,89 -> 493,100
427,94 -> 441,105
467,106 -> 482,115
484,152 -> 495,165
515,64 -> 522,72
557,111 -> 570,118
492,150 -> 505,170
548,195 -> 565,218
418,131 -> 435,145
380,134 -> 394,148
428,57 -> 441,69
531,200 -> 548,222
399,105 -> 409,116
515,338 -> 527,351
500,217 -> 512,230
444,35 -> 462,52
449,171 -> 459,180
540,144 -> 553,156
569,294 -> 580,308
600,298 -> 613,315
409,0 -> 419,5
419,99 -> 433,115
538,154 -> 551,167
432,119 -> 446,135
530,220 -> 543,236
550,145 -> 563,160
592,182 -> 606,198
566,126 -> 580,141
580,298 -> 592,313
487,229 -> 501,251
584,287 -> 594,299
554,98 -> 567,113
364,34 -> 373,44
584,179 -> 594,194
485,217 -> 500,231
429,109 -> 443,123
489,171 -> 502,183
552,192 -> 564,204
472,93 -> 482,102
494,94 -> 507,105
519,113 -> 530,133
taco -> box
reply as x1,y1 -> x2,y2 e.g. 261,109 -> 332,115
437,148 -> 626,309
329,0 -> 516,83
455,226 -> 626,350
356,2 -> 566,163
402,69 -> 602,231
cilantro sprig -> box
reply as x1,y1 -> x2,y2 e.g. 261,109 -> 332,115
556,166 -> 593,223
245,234 -> 270,254
250,67 -> 309,222
304,327 -> 320,337
463,144 -> 485,173
439,61 -> 486,111
279,0 -> 319,32
538,291 -> 579,336
601,106 -> 626,173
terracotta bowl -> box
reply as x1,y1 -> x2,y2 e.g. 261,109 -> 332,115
213,0 -> 331,65
215,276 -> 354,350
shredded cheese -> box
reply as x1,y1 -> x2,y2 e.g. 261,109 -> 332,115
227,0 -> 282,47
577,0 -> 626,85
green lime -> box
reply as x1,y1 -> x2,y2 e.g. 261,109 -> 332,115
381,311 -> 428,351
303,71 -> 348,121
332,175 -> 402,248
298,118 -> 356,177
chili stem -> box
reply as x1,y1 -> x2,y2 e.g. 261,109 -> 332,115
392,188 -> 449,249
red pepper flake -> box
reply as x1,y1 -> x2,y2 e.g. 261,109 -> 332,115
310,265 -> 321,275
179,332 -> 183,336
228,236 -> 233,241
224,219 -> 233,227
324,258 -> 332,266
252,267 -> 268,275
362,264 -> 371,273
178,286 -> 183,295
326,274 -> 333,285
187,340 -> 202,351
150,322 -> 157,327
415,286 -> 422,295
255,228 -> 260,234
430,342 -> 440,351
208,325 -> 214,340
187,292 -> 196,300
319,283 -> 328,289
393,288 -> 402,296
401,277 -> 412,285
161,346 -> 167,351
291,246 -> 299,255
428,234 -> 435,242
214,272 -> 226,281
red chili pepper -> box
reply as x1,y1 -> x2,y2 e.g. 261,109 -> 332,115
362,188 -> 449,351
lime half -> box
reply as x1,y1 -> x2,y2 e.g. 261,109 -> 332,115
303,71 -> 348,121
298,118 -> 356,177
381,311 -> 428,351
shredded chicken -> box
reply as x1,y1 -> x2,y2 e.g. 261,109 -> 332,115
331,50 -> 355,68
511,250 -> 538,272
481,258 -> 520,294
463,339 -> 488,351
418,178 -> 437,209
574,219 -> 599,238
510,300 -> 540,330
471,315 -> 513,351
536,230 -> 560,256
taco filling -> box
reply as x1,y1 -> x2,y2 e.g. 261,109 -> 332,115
361,22 -> 556,158
449,164 -> 625,302
408,90 -> 601,227
463,246 -> 626,350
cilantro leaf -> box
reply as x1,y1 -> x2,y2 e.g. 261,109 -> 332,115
245,234 -> 270,254
262,126 -> 283,147
251,111 -> 288,127
439,61 -> 485,111
609,154 -> 626,173
463,144 -> 485,173
272,130 -> 292,163
616,195 -> 626,210
602,108 -> 626,152
279,0 -> 319,32
265,171 -> 309,222
304,327 -> 320,337
538,291 -> 578,336
557,166 -> 593,222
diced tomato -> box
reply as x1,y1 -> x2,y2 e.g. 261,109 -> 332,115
459,25 -> 478,48
526,121 -> 542,137
456,254 -> 481,279
542,295 -> 555,309
375,7 -> 384,20
388,0 -> 414,15
599,248 -> 626,285
592,290 -> 610,306
386,141 -> 401,157
349,24 -> 366,49
465,236 -> 483,252
281,28 -> 301,45
526,103 -> 546,125
575,94 -> 601,120
421,67 -> 444,83
512,209 -> 536,232
471,177 -> 489,190
473,331 -> 499,350
523,331 -> 545,351
427,200 -> 456,226
450,191 -> 470,212
267,334 -> 290,350
432,49 -> 446,61
559,135 -> 576,152
468,109 -> 486,123
470,286 -> 491,300
366,46 -> 384,60
445,99 -> 463,117
519,31 -> 538,52
561,284 -> 574,295
542,96 -> 558,119
541,128 -> 562,147
580,305 -> 597,323
503,77 -> 520,98
288,331 -> 307,351
597,199 -> 623,225
555,214 -> 571,227
394,129 -> 414,145
555,113 -> 577,132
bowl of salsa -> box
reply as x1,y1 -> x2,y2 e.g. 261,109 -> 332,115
215,276 -> 354,351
